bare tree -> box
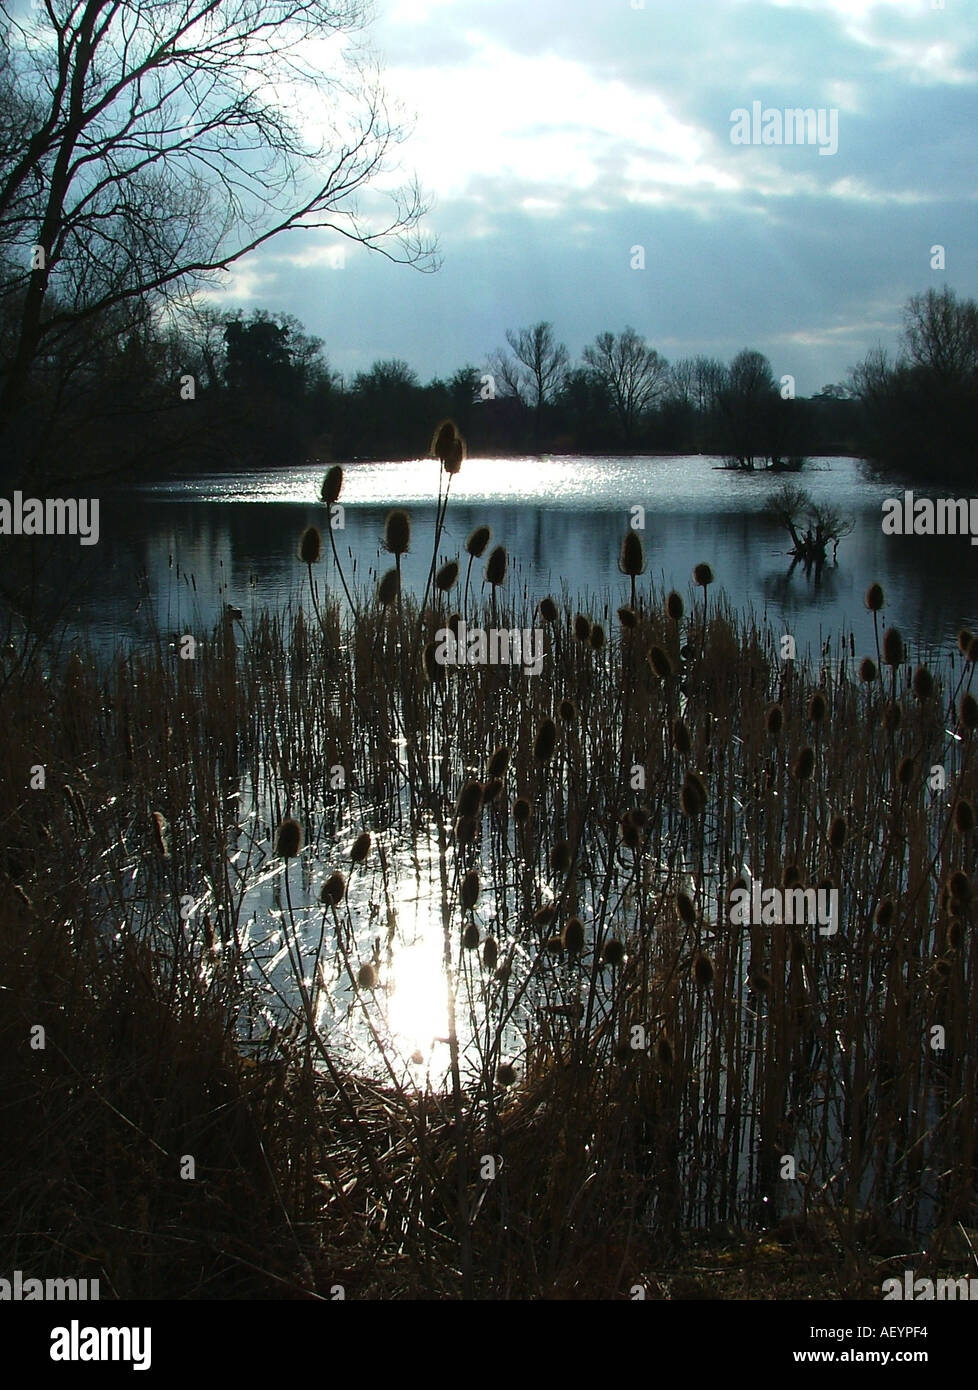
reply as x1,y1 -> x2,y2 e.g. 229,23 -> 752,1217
765,481 -> 854,568
0,0 -> 438,429
583,325 -> 668,445
490,320 -> 568,445
901,287 -> 978,383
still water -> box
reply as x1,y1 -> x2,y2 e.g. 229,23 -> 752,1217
44,453 -> 978,661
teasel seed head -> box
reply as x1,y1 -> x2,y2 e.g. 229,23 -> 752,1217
960,693 -> 978,730
356,962 -> 377,990
275,817 -> 302,859
693,562 -> 714,588
828,814 -> 847,850
912,665 -> 934,700
672,716 -> 692,756
619,529 -> 645,577
463,921 -> 480,950
454,815 -> 478,846
485,545 -> 507,587
533,904 -> 557,928
377,568 -> 400,606
483,936 -> 498,970
496,1061 -> 517,1087
874,897 -> 894,930
954,798 -> 975,834
865,582 -> 884,612
456,779 -> 484,820
958,628 -> 975,657
881,626 -> 904,667
573,613 -> 591,642
466,525 -> 491,558
320,871 -> 346,906
602,938 -> 626,967
947,918 -> 964,951
562,917 -> 585,954
807,691 -> 827,723
533,716 -> 558,764
792,746 -> 815,782
383,509 -> 411,556
676,891 -> 696,927
749,971 -> 771,994
896,754 -> 915,787
858,656 -> 878,683
765,703 -> 784,736
544,934 -> 563,955
948,870 -> 971,904
538,595 -> 559,623
443,435 -> 464,475
693,952 -> 715,988
680,770 -> 707,817
648,645 -> 673,679
968,637 -> 978,665
558,697 -> 577,724
298,526 -> 321,564
431,419 -> 457,462
618,606 -> 638,628
589,623 -> 606,650
350,831 -> 371,864
482,776 -> 504,805
656,1035 -> 674,1068
620,813 -> 641,850
666,590 -> 684,622
487,746 -> 510,779
461,869 -> 480,910
781,863 -> 801,889
548,840 -> 572,874
512,796 -> 532,826
321,465 -> 343,505
435,559 -> 460,592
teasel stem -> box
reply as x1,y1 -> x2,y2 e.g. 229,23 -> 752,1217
418,472 -> 455,637
326,502 -> 357,618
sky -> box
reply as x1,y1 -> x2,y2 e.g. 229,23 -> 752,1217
209,0 -> 978,397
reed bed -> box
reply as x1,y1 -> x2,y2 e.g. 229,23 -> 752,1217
1,438 -> 977,1299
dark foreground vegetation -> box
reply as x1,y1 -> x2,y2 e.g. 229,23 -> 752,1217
2,435 -> 978,1299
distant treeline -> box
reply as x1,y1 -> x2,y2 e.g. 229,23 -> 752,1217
2,287 -> 975,488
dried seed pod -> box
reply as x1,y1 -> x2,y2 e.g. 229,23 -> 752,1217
549,840 -> 572,874
298,526 -> 321,564
953,798 -> 975,834
463,922 -> 480,950
648,645 -> 673,679
275,817 -> 302,859
533,717 -> 558,763
487,746 -> 510,779
482,776 -> 504,805
671,717 -> 692,756
533,904 -> 557,927
827,815 -> 847,850
456,780 -> 483,819
356,962 -> 377,989
680,770 -> 707,816
602,938 -> 626,967
466,525 -> 491,558
485,545 -> 507,586
562,917 -> 585,954
896,755 -> 915,787
321,465 -> 343,505
881,700 -> 902,731
461,869 -> 480,910
350,831 -> 371,864
864,582 -> 884,612
589,623 -> 606,651
693,562 -> 714,588
781,863 -> 801,889
960,693 -> 978,730
676,891 -> 696,927
792,747 -> 815,781
482,936 -> 498,970
858,656 -> 878,683
496,1061 -> 517,1087
618,606 -> 638,628
573,613 -> 591,642
912,665 -> 934,700
377,568 -> 400,606
948,870 -> 971,904
666,590 -> 684,622
538,595 -> 558,623
765,703 -> 783,736
320,871 -> 346,906
558,697 -> 577,724
874,898 -> 894,930
435,559 -> 460,591
807,691 -> 827,723
693,952 -> 715,988
512,796 -> 532,826
383,509 -> 411,556
881,627 -> 904,667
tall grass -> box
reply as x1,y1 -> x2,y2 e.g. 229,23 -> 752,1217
1,455 -> 977,1298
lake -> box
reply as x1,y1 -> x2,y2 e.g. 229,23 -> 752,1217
39,452 -> 978,663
